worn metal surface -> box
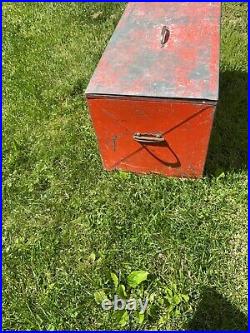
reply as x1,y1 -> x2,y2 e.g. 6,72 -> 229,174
86,2 -> 221,101
86,2 -> 221,178
87,98 -> 215,178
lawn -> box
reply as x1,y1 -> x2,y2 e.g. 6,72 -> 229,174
2,2 -> 248,331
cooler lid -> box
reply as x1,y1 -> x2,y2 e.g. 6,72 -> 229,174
86,2 -> 221,101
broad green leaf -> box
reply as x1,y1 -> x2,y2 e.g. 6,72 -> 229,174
181,294 -> 189,303
110,272 -> 119,290
173,294 -> 181,305
117,284 -> 127,298
94,290 -> 106,304
119,310 -> 129,327
137,312 -> 144,324
114,310 -> 124,322
127,271 -> 148,288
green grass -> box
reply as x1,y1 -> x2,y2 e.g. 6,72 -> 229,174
2,2 -> 248,330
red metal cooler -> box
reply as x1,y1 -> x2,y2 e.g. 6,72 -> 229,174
86,2 -> 221,178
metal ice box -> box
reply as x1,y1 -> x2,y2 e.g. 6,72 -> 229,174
86,2 -> 221,178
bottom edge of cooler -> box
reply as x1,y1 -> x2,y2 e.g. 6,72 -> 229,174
101,163 -> 204,179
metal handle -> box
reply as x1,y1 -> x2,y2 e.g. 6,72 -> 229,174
133,132 -> 165,144
161,26 -> 170,46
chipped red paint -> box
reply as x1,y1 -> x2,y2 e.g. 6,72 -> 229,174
86,3 -> 221,178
